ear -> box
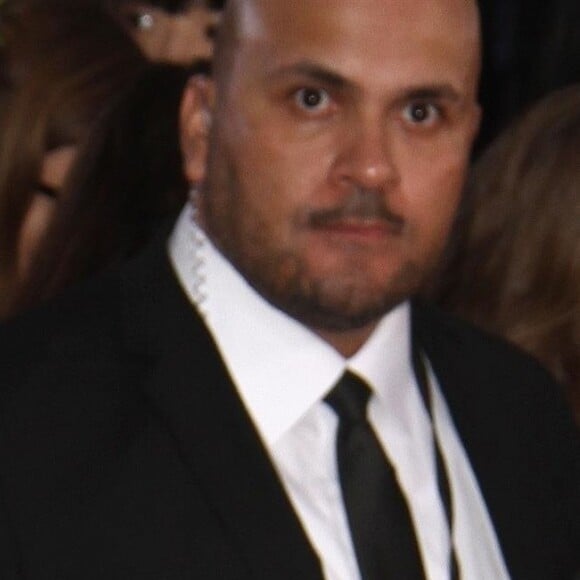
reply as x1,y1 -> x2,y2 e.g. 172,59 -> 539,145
179,75 -> 215,185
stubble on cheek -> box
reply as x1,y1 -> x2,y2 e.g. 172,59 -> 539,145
199,149 -> 438,330
202,185 -> 429,331
232,229 -> 426,332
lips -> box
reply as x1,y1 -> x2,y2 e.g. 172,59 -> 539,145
309,207 -> 405,233
310,217 -> 404,243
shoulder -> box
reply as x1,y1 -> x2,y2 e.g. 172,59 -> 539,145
0,224 -> 200,430
0,267 -> 157,557
0,267 -> 124,393
0,225 -> 175,397
412,300 -> 562,389
411,300 -> 575,434
413,302 -> 579,576
0,268 -> 136,465
412,298 -> 577,439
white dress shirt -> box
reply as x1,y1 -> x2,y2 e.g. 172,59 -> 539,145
168,205 -> 510,580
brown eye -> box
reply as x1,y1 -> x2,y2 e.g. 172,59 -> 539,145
294,88 -> 330,112
403,102 -> 440,125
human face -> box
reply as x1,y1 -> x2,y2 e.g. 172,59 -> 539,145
183,0 -> 481,354
18,146 -> 77,278
117,1 -> 221,65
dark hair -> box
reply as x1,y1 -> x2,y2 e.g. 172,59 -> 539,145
431,84 -> 580,419
106,0 -> 225,14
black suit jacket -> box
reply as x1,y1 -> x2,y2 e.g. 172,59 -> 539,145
0,234 -> 578,579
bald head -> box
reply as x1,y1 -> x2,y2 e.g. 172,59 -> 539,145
213,0 -> 481,96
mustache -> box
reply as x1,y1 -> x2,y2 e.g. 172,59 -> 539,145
307,188 -> 405,231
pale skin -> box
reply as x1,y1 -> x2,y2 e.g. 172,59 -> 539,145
180,0 -> 482,356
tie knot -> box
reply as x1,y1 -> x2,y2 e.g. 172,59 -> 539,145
325,371 -> 372,423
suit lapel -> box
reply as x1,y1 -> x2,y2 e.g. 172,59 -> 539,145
411,303 -> 579,579
121,234 -> 323,580
413,309 -> 517,505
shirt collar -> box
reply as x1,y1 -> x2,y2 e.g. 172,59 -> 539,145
168,205 -> 414,447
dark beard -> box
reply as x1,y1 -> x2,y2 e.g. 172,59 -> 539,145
262,263 -> 420,331
200,157 -> 429,332
212,235 -> 423,332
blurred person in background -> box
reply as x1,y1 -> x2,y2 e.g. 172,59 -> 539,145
109,0 -> 224,65
16,63 -> 192,315
0,0 -> 147,317
0,0 -> 220,320
0,0 -> 224,67
429,85 -> 580,423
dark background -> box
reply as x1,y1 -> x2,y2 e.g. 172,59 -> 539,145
477,0 -> 580,151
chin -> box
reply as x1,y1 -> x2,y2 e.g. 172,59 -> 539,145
277,267 -> 419,332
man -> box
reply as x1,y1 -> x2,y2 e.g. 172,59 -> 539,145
0,0 -> 577,578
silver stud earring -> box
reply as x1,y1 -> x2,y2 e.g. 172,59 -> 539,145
135,10 -> 155,30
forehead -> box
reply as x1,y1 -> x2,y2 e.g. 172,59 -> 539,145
230,0 -> 480,95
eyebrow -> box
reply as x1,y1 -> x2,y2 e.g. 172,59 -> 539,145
268,61 -> 353,92
401,86 -> 462,103
268,62 -> 464,103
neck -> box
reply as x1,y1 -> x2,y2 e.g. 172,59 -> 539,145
314,323 -> 378,358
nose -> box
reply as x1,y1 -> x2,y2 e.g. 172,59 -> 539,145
333,117 -> 400,192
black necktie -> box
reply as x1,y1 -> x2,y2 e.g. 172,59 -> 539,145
325,371 -> 426,580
